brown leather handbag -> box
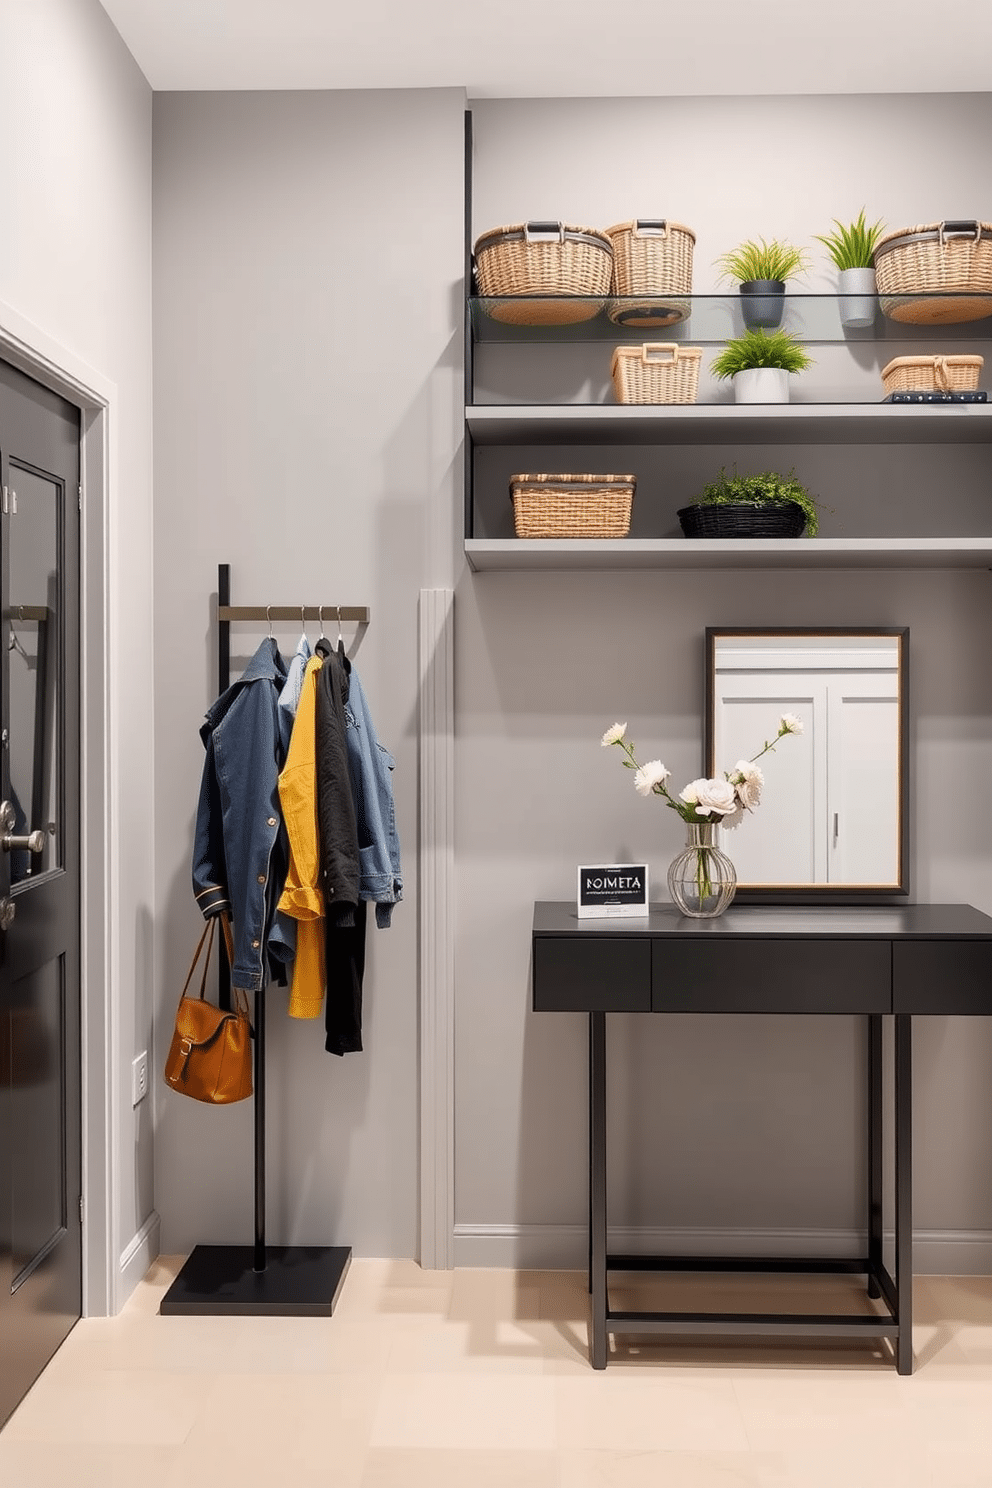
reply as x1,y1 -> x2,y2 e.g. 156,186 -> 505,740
163,916 -> 253,1104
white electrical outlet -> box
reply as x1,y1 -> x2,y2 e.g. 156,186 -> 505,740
132,1050 -> 149,1107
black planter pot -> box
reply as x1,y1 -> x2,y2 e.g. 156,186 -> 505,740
678,500 -> 807,539
739,279 -> 786,330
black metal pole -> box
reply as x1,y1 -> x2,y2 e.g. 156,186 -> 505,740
254,984 -> 266,1270
218,564 -> 266,1274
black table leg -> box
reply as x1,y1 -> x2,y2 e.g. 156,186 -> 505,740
589,1011 -> 608,1369
895,1012 -> 913,1375
867,1014 -> 883,1298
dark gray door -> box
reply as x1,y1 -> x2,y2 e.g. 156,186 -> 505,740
0,358 -> 81,1428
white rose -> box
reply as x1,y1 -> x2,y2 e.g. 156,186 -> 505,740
732,760 -> 763,811
682,778 -> 737,816
634,760 -> 670,797
780,713 -> 804,735
601,722 -> 627,746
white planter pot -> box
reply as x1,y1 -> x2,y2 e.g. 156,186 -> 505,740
838,266 -> 877,329
733,367 -> 790,404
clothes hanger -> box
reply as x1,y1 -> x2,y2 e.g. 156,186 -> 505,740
336,606 -> 345,657
8,607 -> 30,663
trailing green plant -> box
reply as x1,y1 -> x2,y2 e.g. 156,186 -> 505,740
814,208 -> 886,270
694,467 -> 821,537
710,327 -> 814,379
714,237 -> 811,285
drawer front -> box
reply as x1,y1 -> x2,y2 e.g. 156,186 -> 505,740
532,936 -> 651,1012
894,940 -> 992,1014
652,939 -> 891,1014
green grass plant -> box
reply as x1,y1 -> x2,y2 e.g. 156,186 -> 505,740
715,237 -> 811,285
710,328 -> 814,379
814,208 -> 886,270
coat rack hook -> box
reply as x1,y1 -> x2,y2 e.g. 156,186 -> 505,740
318,606 -> 325,640
266,605 -> 274,638
336,606 -> 344,647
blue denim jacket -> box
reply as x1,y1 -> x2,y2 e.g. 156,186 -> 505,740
192,637 -> 294,991
344,664 -> 403,927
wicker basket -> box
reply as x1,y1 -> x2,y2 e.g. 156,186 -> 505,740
611,343 -> 702,404
678,501 -> 807,540
604,220 -> 695,327
874,220 -> 992,324
881,354 -> 984,395
474,222 -> 613,325
510,473 -> 635,539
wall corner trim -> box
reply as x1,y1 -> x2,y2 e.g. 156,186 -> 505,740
418,588 -> 455,1270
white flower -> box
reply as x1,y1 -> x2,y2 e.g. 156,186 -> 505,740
779,713 -> 804,735
601,722 -> 627,746
682,778 -> 738,816
731,760 -> 763,811
634,760 -> 670,796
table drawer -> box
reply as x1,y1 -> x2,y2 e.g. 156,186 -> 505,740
894,940 -> 992,1014
533,936 -> 651,1012
652,939 -> 891,1014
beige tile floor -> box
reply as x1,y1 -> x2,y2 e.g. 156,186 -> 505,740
1,1257 -> 992,1487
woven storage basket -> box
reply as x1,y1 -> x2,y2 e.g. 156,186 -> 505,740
881,354 -> 983,395
510,473 -> 635,539
611,343 -> 702,404
604,219 -> 695,327
473,221 -> 613,325
678,501 -> 807,540
874,220 -> 992,324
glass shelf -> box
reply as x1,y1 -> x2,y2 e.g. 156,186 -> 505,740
469,294 -> 992,345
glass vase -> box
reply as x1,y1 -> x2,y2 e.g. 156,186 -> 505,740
667,822 -> 737,918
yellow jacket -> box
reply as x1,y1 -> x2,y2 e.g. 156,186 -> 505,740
277,655 -> 326,1019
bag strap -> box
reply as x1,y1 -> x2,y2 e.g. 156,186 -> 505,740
178,917 -> 217,1007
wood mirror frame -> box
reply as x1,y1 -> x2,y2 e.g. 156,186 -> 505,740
705,627 -> 909,903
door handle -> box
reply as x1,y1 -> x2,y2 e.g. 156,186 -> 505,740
0,799 -> 46,854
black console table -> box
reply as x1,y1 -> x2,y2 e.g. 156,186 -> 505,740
532,900 -> 992,1372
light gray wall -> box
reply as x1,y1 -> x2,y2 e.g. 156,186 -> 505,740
455,94 -> 992,1268
151,88 -> 463,1256
1,0 -> 155,1305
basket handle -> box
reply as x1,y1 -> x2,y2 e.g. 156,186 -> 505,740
641,344 -> 679,364
932,356 -> 951,391
523,222 -> 566,243
632,220 -> 671,237
938,220 -> 982,245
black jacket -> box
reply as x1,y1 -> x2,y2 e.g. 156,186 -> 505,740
314,640 -> 360,926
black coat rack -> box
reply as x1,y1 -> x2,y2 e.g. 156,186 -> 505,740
161,563 -> 369,1316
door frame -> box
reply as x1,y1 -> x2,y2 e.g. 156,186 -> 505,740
0,299 -> 119,1317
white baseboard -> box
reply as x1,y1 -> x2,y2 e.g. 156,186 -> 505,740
117,1210 -> 161,1309
452,1223 -> 992,1275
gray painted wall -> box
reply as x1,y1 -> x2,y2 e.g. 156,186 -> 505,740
151,88 -> 464,1257
1,0 -> 155,1306
455,95 -> 992,1268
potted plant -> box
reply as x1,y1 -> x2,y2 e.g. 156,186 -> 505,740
814,208 -> 886,329
678,466 -> 821,539
710,327 -> 813,404
715,237 -> 811,329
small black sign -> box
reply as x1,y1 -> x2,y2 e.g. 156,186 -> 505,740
577,863 -> 649,918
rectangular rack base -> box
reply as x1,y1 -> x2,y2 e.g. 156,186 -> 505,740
160,1244 -> 352,1317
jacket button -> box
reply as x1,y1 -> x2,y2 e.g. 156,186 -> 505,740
257,874 -> 266,884
252,939 -> 260,949
267,816 -> 277,827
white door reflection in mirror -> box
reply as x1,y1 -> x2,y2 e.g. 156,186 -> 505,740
707,630 -> 907,896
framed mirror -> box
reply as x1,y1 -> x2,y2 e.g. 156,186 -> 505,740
705,627 -> 909,902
